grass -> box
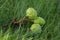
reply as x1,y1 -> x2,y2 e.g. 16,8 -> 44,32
0,0 -> 60,40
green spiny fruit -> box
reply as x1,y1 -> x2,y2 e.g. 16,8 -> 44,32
30,24 -> 41,33
26,8 -> 37,20
34,17 -> 45,25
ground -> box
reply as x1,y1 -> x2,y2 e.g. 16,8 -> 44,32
0,0 -> 60,40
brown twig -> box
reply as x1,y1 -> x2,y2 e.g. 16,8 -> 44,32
12,16 -> 28,24
12,16 -> 33,25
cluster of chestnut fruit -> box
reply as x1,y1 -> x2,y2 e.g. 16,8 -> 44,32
12,8 -> 45,33
26,8 -> 45,33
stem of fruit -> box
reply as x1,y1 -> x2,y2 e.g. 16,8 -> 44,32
12,16 -> 33,24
